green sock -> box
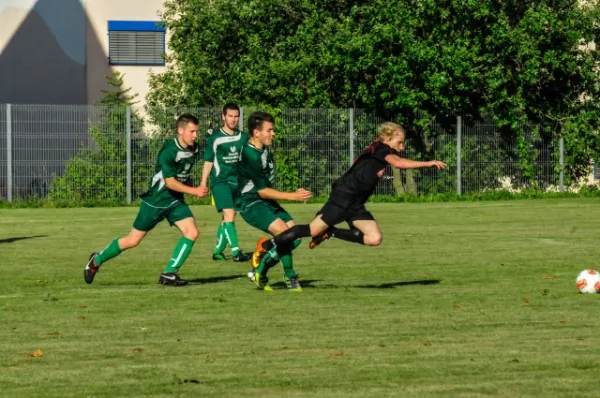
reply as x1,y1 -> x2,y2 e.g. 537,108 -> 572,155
223,222 -> 240,255
256,240 -> 301,277
282,239 -> 301,278
278,244 -> 296,278
163,237 -> 195,274
291,239 -> 302,251
214,223 -> 227,254
95,239 -> 123,266
256,247 -> 279,275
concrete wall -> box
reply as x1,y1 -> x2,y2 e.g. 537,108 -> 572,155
85,0 -> 166,106
0,0 -> 89,104
0,0 -> 166,106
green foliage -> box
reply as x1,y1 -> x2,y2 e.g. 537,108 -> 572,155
48,72 -> 149,203
148,0 -> 600,183
271,109 -> 352,195
8,185 -> 600,208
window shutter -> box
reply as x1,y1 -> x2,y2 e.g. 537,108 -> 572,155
109,31 -> 165,65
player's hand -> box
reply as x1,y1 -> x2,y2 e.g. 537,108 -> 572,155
293,188 -> 312,202
427,160 -> 446,170
195,185 -> 209,198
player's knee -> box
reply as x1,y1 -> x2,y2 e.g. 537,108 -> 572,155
364,233 -> 382,246
183,227 -> 199,241
222,209 -> 235,223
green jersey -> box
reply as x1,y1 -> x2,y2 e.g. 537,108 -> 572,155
140,138 -> 200,208
203,128 -> 248,185
235,142 -> 275,211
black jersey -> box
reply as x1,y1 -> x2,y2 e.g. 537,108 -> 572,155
330,139 -> 399,206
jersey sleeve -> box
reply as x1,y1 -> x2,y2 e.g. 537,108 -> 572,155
203,134 -> 215,162
159,145 -> 177,179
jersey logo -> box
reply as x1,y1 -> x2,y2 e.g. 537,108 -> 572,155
230,146 -> 237,153
213,134 -> 243,176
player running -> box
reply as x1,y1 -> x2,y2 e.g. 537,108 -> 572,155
83,114 -> 208,286
200,103 -> 251,263
235,111 -> 312,291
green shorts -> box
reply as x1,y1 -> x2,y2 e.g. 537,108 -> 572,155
240,200 -> 293,233
211,182 -> 236,212
133,200 -> 194,232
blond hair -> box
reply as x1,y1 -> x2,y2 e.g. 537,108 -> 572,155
378,122 -> 405,141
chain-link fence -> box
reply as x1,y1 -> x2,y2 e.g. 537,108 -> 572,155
0,104 -> 6,201
460,120 -> 559,193
0,104 -> 566,203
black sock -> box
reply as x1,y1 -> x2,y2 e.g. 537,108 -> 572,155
331,227 -> 364,245
262,225 -> 311,251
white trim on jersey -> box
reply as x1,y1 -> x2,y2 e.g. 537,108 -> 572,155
213,132 -> 243,177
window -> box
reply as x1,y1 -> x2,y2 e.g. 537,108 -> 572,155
108,21 -> 165,66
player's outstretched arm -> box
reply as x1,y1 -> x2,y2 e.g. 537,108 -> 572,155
258,188 -> 312,202
385,154 -> 446,170
165,177 -> 209,197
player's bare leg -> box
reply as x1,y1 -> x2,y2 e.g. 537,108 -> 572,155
308,215 -> 333,249
348,219 -> 382,246
310,219 -> 382,248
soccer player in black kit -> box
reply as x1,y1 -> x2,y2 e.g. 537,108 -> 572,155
250,122 -> 446,272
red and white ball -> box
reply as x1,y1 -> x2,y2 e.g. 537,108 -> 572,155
576,269 -> 600,294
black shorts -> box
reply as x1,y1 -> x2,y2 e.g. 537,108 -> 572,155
317,199 -> 375,227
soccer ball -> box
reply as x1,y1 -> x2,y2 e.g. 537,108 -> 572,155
576,269 -> 600,294
247,270 -> 256,282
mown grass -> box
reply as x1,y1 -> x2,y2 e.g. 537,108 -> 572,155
1,199 -> 599,397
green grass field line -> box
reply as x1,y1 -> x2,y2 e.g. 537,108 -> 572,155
1,199 -> 600,397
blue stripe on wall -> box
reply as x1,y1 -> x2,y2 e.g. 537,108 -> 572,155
108,21 -> 165,32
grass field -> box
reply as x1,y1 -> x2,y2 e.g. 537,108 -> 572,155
1,199 -> 600,397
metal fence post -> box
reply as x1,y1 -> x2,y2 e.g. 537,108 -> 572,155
126,105 -> 132,204
559,136 -> 564,192
456,115 -> 462,196
6,104 -> 12,202
239,107 -> 244,131
349,108 -> 354,165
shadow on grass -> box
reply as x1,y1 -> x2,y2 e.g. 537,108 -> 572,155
0,235 -> 48,244
96,274 -> 246,287
355,279 -> 442,289
188,274 -> 247,284
270,279 -> 326,289
270,279 -> 442,290
101,277 -> 442,288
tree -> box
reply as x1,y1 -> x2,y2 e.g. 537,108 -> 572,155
148,0 -> 600,186
49,72 -> 148,203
